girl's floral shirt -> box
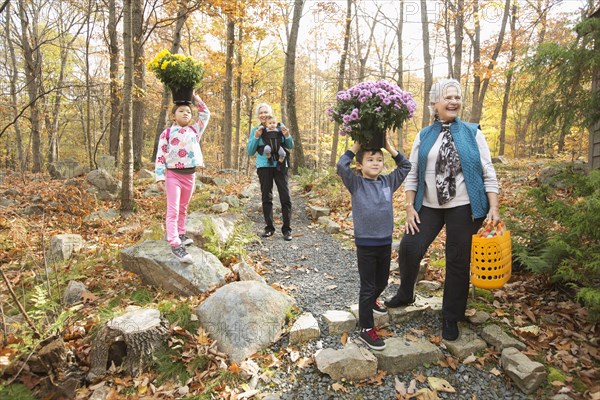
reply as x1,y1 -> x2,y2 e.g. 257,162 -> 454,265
155,101 -> 210,182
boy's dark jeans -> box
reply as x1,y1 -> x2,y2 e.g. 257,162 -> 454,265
257,167 -> 292,234
356,244 -> 392,329
395,205 -> 483,322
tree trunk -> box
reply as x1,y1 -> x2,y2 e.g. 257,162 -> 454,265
499,1 -> 517,156
329,0 -> 352,167
5,2 -> 24,171
396,2 -> 404,150
18,0 -> 44,173
234,26 -> 243,170
108,0 -> 121,166
121,0 -> 135,214
470,0 -> 510,123
151,2 -> 189,163
444,1 -> 453,78
285,0 -> 305,173
132,0 -> 145,172
88,309 -> 168,380
420,0 -> 433,127
222,18 -> 235,169
356,5 -> 380,82
85,2 -> 94,169
453,0 -> 464,80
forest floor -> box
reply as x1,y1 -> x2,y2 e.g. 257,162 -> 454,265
0,159 -> 598,399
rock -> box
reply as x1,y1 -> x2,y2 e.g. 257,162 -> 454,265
442,326 -> 487,358
48,158 -> 86,179
325,220 -> 341,234
314,345 -> 377,381
96,155 -> 116,173
416,280 -> 441,291
89,386 -> 110,400
0,197 -> 17,207
84,209 -> 120,225
500,347 -> 547,394
48,234 -> 84,263
467,310 -> 490,324
143,184 -> 162,197
549,395 -> 574,400
388,295 -> 442,323
232,261 -> 265,283
220,195 -> 240,208
373,337 -> 443,374
62,281 -> 87,306
309,205 -> 330,220
138,169 -> 155,180
350,304 -> 389,327
492,155 -> 509,164
261,395 -> 281,400
186,212 -> 241,247
322,310 -> 356,336
213,177 -> 229,187
212,203 -> 229,213
86,169 -> 121,200
121,240 -> 228,296
481,324 -> 526,351
22,205 -> 44,215
196,281 -> 295,363
241,182 -> 260,199
289,313 -> 320,344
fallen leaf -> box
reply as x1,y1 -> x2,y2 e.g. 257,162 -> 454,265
341,332 -> 348,345
407,378 -> 417,393
229,363 -> 240,374
331,383 -> 348,393
325,285 -> 337,290
413,387 -> 441,400
462,355 -> 478,364
394,377 -> 407,395
405,334 -> 419,342
428,377 -> 456,393
414,371 -> 427,383
443,356 -> 457,370
490,367 -> 502,376
296,357 -> 313,369
289,351 -> 300,362
365,370 -> 384,385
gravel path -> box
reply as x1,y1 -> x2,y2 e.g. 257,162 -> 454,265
245,177 -> 528,400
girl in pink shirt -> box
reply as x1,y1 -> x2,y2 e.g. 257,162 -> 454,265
155,93 -> 210,263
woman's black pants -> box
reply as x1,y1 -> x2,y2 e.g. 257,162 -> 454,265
394,205 -> 484,322
257,167 -> 292,234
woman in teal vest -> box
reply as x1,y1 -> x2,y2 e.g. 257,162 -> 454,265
384,79 -> 500,341
247,102 -> 294,241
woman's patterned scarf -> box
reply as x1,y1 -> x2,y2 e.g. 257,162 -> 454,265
435,123 -> 462,205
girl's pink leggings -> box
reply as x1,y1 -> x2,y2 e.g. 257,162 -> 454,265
165,169 -> 196,247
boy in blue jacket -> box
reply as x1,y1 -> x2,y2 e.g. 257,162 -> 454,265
337,134 -> 411,350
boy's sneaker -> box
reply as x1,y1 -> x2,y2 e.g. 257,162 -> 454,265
172,245 -> 193,263
359,328 -> 386,350
372,299 -> 388,316
179,234 -> 193,246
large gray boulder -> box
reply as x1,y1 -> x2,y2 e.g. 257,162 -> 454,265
196,281 -> 295,363
86,169 -> 121,200
121,240 -> 228,296
48,158 -> 86,179
186,212 -> 241,247
48,234 -> 84,263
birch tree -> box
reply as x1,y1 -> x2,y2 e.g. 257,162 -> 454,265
121,0 -> 135,214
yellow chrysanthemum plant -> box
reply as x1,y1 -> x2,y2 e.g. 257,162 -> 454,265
147,50 -> 204,103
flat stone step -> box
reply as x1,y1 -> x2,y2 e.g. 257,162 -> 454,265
388,295 -> 442,323
373,337 -> 443,374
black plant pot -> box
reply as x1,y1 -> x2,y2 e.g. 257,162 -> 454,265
362,129 -> 385,149
171,86 -> 194,105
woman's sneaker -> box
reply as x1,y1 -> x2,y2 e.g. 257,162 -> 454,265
372,299 -> 388,316
172,245 -> 193,263
179,234 -> 193,246
359,328 -> 386,350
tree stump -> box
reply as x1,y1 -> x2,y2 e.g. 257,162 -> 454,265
88,308 -> 168,381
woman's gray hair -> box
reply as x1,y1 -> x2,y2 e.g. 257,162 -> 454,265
254,102 -> 273,118
428,78 -> 462,114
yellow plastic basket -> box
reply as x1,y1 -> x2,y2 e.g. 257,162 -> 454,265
470,231 -> 512,289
